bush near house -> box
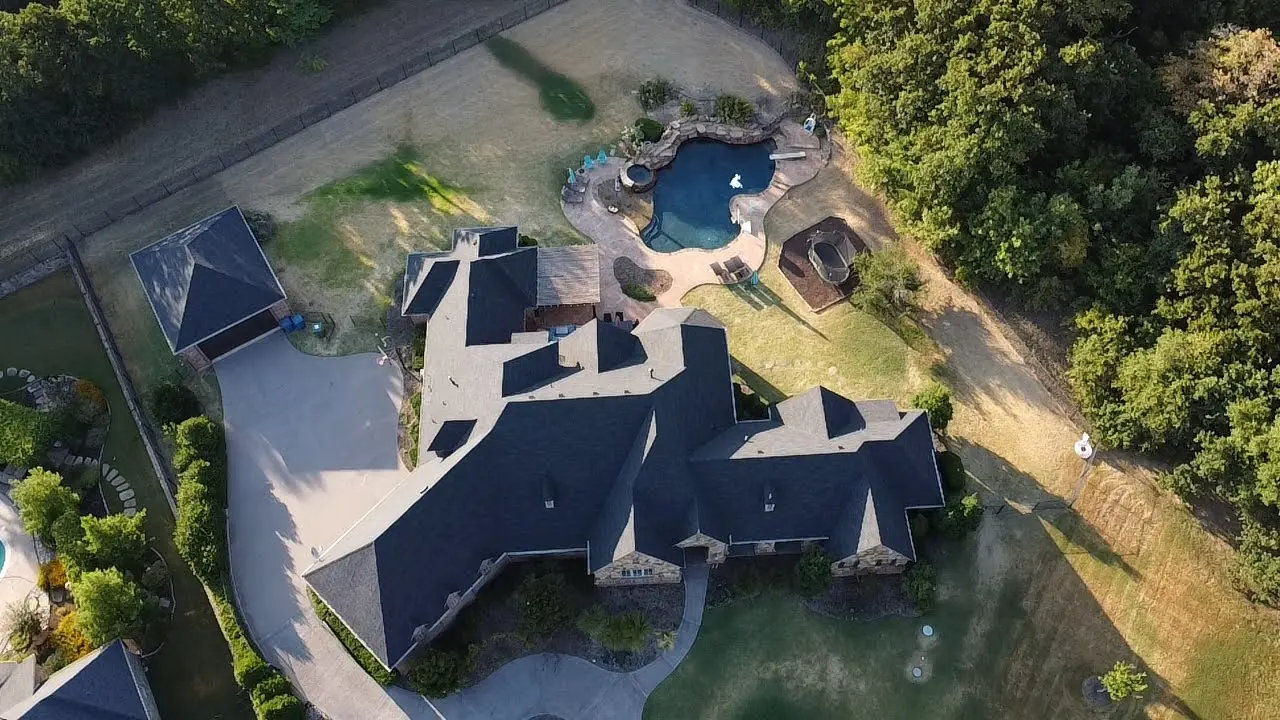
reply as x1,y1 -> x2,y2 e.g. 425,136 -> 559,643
73,567 -> 146,646
148,382 -> 202,428
308,589 -> 396,685
255,693 -> 305,720
172,416 -> 226,476
0,398 -> 53,466
912,383 -> 953,435
513,571 -> 572,641
937,451 -> 966,494
903,562 -> 937,613
51,608 -> 95,662
577,606 -> 650,652
794,546 -> 833,597
713,94 -> 755,125
406,646 -> 478,698
37,558 -> 68,592
934,493 -> 982,539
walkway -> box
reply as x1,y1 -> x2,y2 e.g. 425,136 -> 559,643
428,563 -> 709,720
563,120 -> 826,320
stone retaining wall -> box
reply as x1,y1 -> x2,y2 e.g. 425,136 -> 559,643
635,114 -> 784,171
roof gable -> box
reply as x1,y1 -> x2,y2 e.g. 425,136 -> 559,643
0,641 -> 157,720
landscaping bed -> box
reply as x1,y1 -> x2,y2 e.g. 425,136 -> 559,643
803,574 -> 916,622
434,560 -> 683,685
613,257 -> 672,301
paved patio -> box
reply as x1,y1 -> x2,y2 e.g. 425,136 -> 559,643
0,494 -> 42,625
564,120 -> 826,320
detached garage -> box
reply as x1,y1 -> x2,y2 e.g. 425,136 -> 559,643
131,206 -> 290,371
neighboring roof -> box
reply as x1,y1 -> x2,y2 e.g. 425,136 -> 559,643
535,245 -> 600,306
0,640 -> 160,720
130,207 -> 285,352
311,227 -> 944,669
0,658 -> 36,715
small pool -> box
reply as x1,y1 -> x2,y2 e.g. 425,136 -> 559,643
625,165 -> 652,185
641,139 -> 776,253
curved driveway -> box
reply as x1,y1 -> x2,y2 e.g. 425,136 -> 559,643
219,334 -> 707,720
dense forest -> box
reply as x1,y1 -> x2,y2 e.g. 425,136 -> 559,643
0,0 -> 350,184
734,0 -> 1280,604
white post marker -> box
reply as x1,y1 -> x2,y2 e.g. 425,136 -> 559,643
1074,432 -> 1095,460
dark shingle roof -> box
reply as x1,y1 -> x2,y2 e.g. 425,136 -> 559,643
0,640 -> 159,720
308,226 -> 944,669
130,207 -> 284,352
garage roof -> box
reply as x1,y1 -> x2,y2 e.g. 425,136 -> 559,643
130,207 -> 286,353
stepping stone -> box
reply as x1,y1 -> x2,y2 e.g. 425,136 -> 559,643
123,508 -> 137,517
119,489 -> 135,501
117,483 -> 131,493
123,498 -> 136,509
101,464 -> 111,475
17,370 -> 29,379
5,368 -> 14,376
110,476 -> 127,488
106,469 -> 119,481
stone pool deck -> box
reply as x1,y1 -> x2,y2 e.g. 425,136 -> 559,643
563,119 -> 827,319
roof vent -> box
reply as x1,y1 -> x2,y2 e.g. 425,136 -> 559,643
542,474 -> 556,510
763,479 -> 776,513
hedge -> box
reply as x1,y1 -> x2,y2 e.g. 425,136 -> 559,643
255,693 -> 305,720
0,398 -> 52,466
308,589 -> 396,685
210,589 -> 271,689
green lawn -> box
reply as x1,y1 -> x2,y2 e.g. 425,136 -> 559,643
0,273 -> 251,720
646,515 -> 1153,720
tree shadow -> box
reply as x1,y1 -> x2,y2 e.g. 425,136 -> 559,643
724,280 -> 829,341
485,36 -> 596,123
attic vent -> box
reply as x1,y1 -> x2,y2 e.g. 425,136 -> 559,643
543,474 -> 556,510
763,479 -> 776,513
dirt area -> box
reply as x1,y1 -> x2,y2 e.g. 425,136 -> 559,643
0,0 -> 525,253
613,256 -> 672,296
438,561 -> 683,684
777,215 -> 864,311
803,574 -> 917,622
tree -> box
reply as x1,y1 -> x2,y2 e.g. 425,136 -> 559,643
72,567 -> 145,645
850,246 -> 922,317
81,511 -> 149,577
912,383 -> 953,434
11,468 -> 79,545
793,545 -> 833,597
0,398 -> 53,466
935,493 -> 983,539
147,381 -> 201,427
406,646 -> 478,698
1101,661 -> 1148,700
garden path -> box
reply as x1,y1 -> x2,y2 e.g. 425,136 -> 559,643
563,121 -> 824,320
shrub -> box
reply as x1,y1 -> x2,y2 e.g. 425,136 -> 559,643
65,465 -> 101,494
851,246 -> 923,318
514,571 -> 572,641
637,78 -> 672,110
406,646 -> 477,697
909,512 -> 930,541
179,458 -> 226,505
518,233 -> 539,248
934,493 -> 983,539
680,99 -> 697,117
621,283 -> 657,301
142,560 -> 169,595
794,546 -> 833,597
174,479 -> 226,584
51,609 -> 94,662
250,672 -> 293,708
657,630 -> 678,652
74,380 -> 107,412
148,382 -> 202,428
210,590 -> 272,689
255,693 -> 305,720
243,210 -> 278,244
73,568 -> 145,645
912,383 -> 953,434
577,606 -> 650,652
634,117 -> 665,143
0,399 -> 53,466
37,558 -> 68,591
81,511 -> 149,578
3,600 -> 43,652
11,468 -> 79,545
1101,661 -> 1148,700
308,589 -> 396,685
713,94 -> 754,125
903,562 -> 937,612
937,451 -> 966,494
172,416 -> 225,475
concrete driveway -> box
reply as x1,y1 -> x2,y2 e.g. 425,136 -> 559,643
219,333 -> 413,720
220,334 -> 708,720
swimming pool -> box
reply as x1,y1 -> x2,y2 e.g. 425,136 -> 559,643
0,539 -> 7,577
641,139 -> 776,253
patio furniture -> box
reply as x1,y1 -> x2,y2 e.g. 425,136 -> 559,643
711,262 -> 729,281
561,186 -> 585,204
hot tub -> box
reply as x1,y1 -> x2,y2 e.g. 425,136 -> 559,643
620,162 -> 656,192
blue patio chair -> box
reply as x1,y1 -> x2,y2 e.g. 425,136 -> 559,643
584,155 -> 595,170
597,150 -> 609,165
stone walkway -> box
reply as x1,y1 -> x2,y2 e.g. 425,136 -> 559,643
426,564 -> 709,720
564,120 -> 826,321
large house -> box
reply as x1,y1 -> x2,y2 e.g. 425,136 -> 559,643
0,640 -> 161,719
303,226 -> 944,671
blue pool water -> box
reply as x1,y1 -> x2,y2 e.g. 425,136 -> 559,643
641,139 -> 776,253
0,539 -> 7,576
